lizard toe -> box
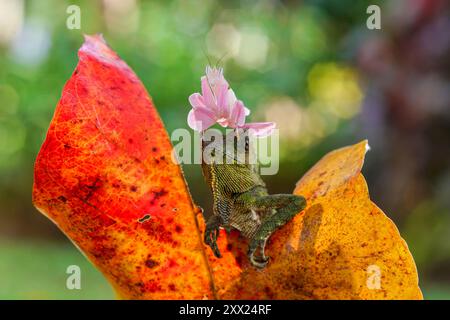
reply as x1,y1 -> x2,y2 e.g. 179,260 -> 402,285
249,255 -> 269,269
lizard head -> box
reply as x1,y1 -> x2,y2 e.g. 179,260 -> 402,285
201,128 -> 256,166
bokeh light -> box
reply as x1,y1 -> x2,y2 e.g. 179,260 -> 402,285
0,0 -> 448,299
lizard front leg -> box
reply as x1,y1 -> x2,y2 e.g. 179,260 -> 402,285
248,194 -> 306,268
204,197 -> 231,258
204,215 -> 222,258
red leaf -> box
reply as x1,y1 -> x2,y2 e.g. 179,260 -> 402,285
32,35 -> 213,299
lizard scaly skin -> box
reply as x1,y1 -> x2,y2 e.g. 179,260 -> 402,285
201,129 -> 306,268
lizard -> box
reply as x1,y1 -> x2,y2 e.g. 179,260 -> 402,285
200,128 -> 306,268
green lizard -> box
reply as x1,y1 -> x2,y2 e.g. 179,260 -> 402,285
201,129 -> 306,268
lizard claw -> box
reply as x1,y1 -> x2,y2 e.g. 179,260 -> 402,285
209,239 -> 222,258
204,225 -> 222,258
247,239 -> 269,269
248,252 -> 269,269
259,241 -> 269,262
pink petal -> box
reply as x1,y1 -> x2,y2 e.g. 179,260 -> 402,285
187,107 -> 216,131
215,82 -> 230,117
241,122 -> 276,137
216,117 -> 229,127
223,89 -> 237,119
227,89 -> 237,105
189,66 -> 273,134
205,66 -> 228,88
201,76 -> 216,111
188,93 -> 206,109
229,100 -> 247,128
202,66 -> 230,115
205,66 -> 222,84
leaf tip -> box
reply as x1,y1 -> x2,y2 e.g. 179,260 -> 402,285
79,33 -> 122,67
83,33 -> 106,44
361,139 -> 370,153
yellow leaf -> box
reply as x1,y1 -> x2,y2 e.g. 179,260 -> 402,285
202,140 -> 422,299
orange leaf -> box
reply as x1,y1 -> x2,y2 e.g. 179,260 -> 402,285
32,35 -> 214,299
33,36 -> 421,300
202,140 -> 422,299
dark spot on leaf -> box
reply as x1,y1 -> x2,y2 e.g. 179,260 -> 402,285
141,220 -> 174,244
150,189 -> 168,205
168,259 -> 178,268
152,147 -> 158,152
130,185 -> 137,192
91,244 -> 116,260
81,177 -> 102,201
138,214 -> 151,223
175,225 -> 183,233
144,280 -> 162,293
58,196 -> 67,203
145,258 -> 159,269
264,286 -> 275,299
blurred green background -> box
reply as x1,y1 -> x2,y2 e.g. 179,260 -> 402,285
0,0 -> 449,299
